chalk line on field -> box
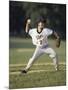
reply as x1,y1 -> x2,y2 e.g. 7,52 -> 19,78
10,62 -> 65,67
10,70 -> 54,75
10,69 -> 65,75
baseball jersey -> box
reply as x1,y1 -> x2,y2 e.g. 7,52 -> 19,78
28,28 -> 53,46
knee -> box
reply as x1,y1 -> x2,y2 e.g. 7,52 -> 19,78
49,52 -> 57,58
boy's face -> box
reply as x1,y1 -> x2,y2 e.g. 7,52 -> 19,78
37,22 -> 44,30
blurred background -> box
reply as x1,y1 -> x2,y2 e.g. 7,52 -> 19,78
9,1 -> 66,40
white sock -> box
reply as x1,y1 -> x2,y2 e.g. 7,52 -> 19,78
52,56 -> 58,70
25,58 -> 34,71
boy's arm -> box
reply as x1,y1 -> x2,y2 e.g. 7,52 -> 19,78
25,19 -> 31,33
53,31 -> 61,48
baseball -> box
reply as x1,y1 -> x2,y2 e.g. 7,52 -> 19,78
27,19 -> 31,24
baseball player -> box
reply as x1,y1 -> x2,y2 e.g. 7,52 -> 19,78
21,17 -> 60,73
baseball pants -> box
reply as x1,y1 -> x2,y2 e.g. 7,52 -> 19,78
25,45 -> 58,71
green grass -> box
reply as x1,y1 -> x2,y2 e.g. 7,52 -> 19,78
9,70 -> 66,89
9,37 -> 66,89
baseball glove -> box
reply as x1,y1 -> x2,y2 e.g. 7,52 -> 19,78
56,38 -> 61,48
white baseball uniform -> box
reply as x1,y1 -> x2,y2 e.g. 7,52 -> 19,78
25,28 -> 58,71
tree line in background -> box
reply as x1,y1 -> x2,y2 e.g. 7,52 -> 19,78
9,1 -> 66,40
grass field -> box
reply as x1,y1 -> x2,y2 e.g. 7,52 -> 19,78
9,37 -> 66,89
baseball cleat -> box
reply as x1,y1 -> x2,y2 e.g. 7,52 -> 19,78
55,66 -> 59,71
55,68 -> 58,71
21,69 -> 27,74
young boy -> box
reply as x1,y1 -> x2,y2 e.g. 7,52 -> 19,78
21,17 -> 60,73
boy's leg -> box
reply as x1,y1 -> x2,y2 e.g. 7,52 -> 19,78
52,56 -> 58,71
22,46 -> 43,72
43,47 -> 59,71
